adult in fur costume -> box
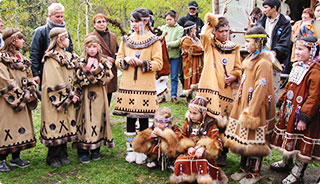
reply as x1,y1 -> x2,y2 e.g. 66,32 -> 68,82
198,13 -> 241,167
223,26 -> 275,184
181,21 -> 203,102
270,36 -> 320,184
113,8 -> 163,165
133,107 -> 181,171
40,27 -> 80,168
89,13 -> 119,106
72,35 -> 114,164
0,29 -> 40,171
170,97 -> 228,184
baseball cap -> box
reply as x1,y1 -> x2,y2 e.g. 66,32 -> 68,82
188,1 -> 199,9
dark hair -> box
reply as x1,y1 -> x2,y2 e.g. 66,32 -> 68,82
263,0 -> 281,11
183,20 -> 196,35
245,26 -> 268,47
215,17 -> 229,30
147,9 -> 154,27
131,8 -> 149,21
165,10 -> 177,19
245,26 -> 268,57
296,35 -> 319,58
131,8 -> 156,34
250,7 -> 262,16
315,2 -> 320,9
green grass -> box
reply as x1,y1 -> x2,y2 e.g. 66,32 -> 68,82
0,100 -> 319,184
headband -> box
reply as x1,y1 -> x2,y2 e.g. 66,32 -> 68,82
216,25 -> 230,31
184,24 -> 196,30
244,34 -> 267,38
58,32 -> 68,40
188,103 -> 207,113
155,116 -> 173,128
295,39 -> 318,48
11,31 -> 22,38
5,31 -> 22,41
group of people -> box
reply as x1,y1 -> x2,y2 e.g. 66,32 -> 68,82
0,0 -> 319,184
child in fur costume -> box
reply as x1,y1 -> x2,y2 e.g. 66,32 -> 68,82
223,26 -> 275,184
170,96 -> 228,184
40,27 -> 80,168
0,28 -> 40,171
270,36 -> 320,184
133,107 -> 181,171
198,13 -> 241,167
72,35 -> 114,164
180,21 -> 204,102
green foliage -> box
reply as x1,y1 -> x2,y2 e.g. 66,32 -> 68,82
0,0 -> 212,56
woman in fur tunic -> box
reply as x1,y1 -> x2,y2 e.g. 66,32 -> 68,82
180,21 -> 203,102
170,97 -> 228,184
0,29 -> 40,171
133,107 -> 181,170
223,26 -> 275,184
113,8 -> 163,164
72,35 -> 114,163
270,36 -> 320,184
40,27 -> 80,168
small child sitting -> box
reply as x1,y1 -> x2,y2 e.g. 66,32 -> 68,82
133,107 -> 181,171
170,96 -> 228,184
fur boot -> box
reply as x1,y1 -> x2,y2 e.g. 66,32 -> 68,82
125,132 -> 137,163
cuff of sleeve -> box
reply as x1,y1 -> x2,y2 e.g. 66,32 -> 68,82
296,112 -> 311,125
141,60 -> 152,72
120,57 -> 129,70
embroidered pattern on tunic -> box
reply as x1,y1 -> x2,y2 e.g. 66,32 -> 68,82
122,35 -> 161,49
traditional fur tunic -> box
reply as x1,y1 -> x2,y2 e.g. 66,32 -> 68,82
133,125 -> 181,162
0,52 -> 39,154
170,116 -> 227,184
72,58 -> 114,150
113,31 -> 163,118
40,49 -> 79,146
198,22 -> 241,120
180,36 -> 204,96
223,52 -> 275,157
271,62 -> 320,162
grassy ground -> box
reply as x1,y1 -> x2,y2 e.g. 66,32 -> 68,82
0,98 -> 319,184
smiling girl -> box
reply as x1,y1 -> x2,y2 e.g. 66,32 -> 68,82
270,36 -> 320,184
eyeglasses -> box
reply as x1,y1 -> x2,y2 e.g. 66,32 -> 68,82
96,20 -> 106,24
154,117 -> 172,124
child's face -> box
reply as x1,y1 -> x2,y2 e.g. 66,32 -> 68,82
60,36 -> 70,48
295,43 -> 310,62
154,114 -> 167,130
214,27 -> 229,42
86,44 -> 99,57
315,6 -> 320,19
165,15 -> 176,26
13,37 -> 24,49
245,38 -> 257,53
191,26 -> 197,36
188,106 -> 202,123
